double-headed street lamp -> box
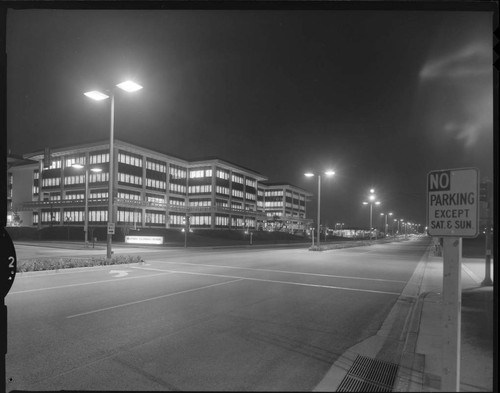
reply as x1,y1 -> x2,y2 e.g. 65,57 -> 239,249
72,163 -> 102,246
84,80 -> 143,259
380,212 -> 393,236
304,170 -> 335,247
362,188 -> 380,232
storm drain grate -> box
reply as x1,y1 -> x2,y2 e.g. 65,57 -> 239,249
336,355 -> 399,392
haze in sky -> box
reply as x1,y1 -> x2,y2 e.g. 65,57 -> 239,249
5,5 -> 494,229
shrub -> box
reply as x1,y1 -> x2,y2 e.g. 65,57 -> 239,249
17,255 -> 142,272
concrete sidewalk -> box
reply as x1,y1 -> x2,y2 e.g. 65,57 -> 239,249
314,248 -> 495,392
402,256 -> 495,392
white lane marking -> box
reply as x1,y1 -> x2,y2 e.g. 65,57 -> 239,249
66,278 -> 244,318
145,259 -> 407,284
109,270 -> 131,278
462,264 -> 482,284
9,272 -> 172,294
131,266 -> 401,296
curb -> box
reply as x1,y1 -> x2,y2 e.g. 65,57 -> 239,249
313,244 -> 433,392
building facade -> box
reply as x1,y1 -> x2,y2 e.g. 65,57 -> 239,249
8,140 -> 313,232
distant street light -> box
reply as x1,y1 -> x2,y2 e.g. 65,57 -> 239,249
362,188 -> 381,235
380,212 -> 393,236
84,80 -> 143,259
72,163 -> 102,246
304,170 -> 335,247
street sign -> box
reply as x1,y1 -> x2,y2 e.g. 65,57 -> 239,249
107,222 -> 115,235
427,168 -> 479,237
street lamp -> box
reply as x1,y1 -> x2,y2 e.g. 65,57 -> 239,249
380,212 -> 393,236
72,163 -> 102,246
84,80 -> 143,259
304,170 -> 335,247
362,189 -> 381,236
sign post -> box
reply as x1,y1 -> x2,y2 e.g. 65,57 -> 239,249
427,168 -> 479,392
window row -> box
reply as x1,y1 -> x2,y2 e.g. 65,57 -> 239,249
65,192 -> 84,200
216,186 -> 230,195
189,199 -> 212,207
245,192 -> 256,201
145,211 -> 166,225
146,159 -> 166,173
169,197 -> 185,206
118,191 -> 141,201
64,175 -> 85,185
117,209 -> 142,224
265,201 -> 284,208
147,194 -> 165,203
190,169 -> 212,178
265,190 -> 283,197
216,199 -> 229,208
90,172 -> 109,183
170,183 -> 186,194
232,189 -> 244,199
231,174 -> 244,184
169,214 -> 185,226
118,152 -> 143,167
169,166 -> 187,179
47,159 -> 62,169
190,215 -> 211,226
216,170 -> 229,180
118,172 -> 143,185
42,178 -> 61,187
90,190 -> 108,199
90,152 -> 109,164
146,178 -> 166,190
65,156 -> 86,167
188,185 -> 212,194
246,179 -> 256,188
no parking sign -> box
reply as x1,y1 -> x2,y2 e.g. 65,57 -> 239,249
427,168 -> 479,238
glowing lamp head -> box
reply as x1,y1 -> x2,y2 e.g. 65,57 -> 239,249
84,91 -> 109,101
116,80 -> 143,92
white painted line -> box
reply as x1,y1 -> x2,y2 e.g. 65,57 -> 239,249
146,260 -> 407,284
14,263 -> 144,278
66,278 -> 244,319
131,266 -> 401,296
462,264 -> 481,284
9,272 -> 172,294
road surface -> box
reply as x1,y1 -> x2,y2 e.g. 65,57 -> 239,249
6,237 -> 431,391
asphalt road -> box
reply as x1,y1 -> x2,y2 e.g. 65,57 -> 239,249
6,237 -> 431,391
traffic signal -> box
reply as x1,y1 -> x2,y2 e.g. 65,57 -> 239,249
479,181 -> 491,203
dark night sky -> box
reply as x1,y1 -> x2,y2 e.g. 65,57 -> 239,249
5,4 -> 495,229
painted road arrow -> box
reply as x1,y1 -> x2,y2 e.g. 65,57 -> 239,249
109,270 -> 132,278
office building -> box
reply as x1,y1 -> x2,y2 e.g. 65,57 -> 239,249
7,140 -> 312,233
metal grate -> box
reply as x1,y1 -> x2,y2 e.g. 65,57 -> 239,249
337,355 -> 399,392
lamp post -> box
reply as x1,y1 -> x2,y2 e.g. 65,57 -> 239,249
84,80 -> 143,259
380,212 -> 393,236
72,163 -> 102,246
304,170 -> 335,247
362,188 -> 380,238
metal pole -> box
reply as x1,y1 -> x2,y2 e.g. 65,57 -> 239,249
369,203 -> 373,230
84,165 -> 89,246
317,175 -> 321,247
442,236 -> 462,392
107,93 -> 115,260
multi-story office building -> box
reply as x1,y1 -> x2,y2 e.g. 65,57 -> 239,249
7,140 -> 313,232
